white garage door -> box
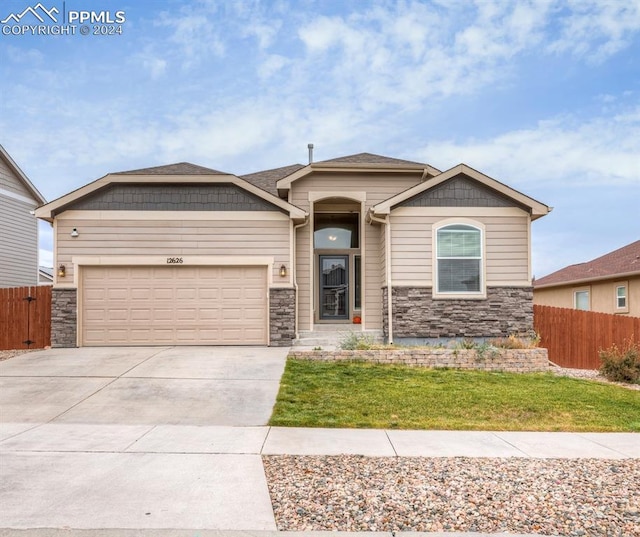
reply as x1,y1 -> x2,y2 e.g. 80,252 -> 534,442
81,266 -> 268,346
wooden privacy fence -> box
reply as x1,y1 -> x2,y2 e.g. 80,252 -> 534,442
534,304 -> 640,369
0,286 -> 51,350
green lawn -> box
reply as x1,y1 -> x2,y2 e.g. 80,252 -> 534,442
269,359 -> 640,432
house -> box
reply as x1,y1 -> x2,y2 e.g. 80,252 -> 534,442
0,145 -> 46,287
533,240 -> 640,317
35,153 -> 551,347
38,266 -> 54,285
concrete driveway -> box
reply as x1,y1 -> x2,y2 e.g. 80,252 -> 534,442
0,346 -> 287,426
0,346 -> 288,531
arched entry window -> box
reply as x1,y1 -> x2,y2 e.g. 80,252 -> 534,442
314,213 -> 359,248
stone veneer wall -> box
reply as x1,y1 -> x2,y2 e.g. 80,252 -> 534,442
383,286 -> 534,339
289,348 -> 549,373
269,288 -> 296,346
51,288 -> 77,348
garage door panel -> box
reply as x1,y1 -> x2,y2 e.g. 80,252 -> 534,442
81,265 -> 268,346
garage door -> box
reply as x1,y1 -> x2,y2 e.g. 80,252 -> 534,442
81,266 -> 268,346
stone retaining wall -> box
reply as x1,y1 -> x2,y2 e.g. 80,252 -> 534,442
289,347 -> 549,373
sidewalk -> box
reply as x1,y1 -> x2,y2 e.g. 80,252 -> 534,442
1,425 -> 637,535
2,423 -> 638,458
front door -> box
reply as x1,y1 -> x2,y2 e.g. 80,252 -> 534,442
319,255 -> 348,320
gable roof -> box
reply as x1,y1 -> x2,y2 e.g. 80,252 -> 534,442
0,145 -> 46,205
534,240 -> 640,288
241,164 -> 305,196
275,152 -> 440,195
317,152 -> 428,166
371,163 -> 551,220
113,162 -> 227,175
35,163 -> 306,222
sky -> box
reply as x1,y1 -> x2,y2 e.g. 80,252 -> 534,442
1,0 -> 639,278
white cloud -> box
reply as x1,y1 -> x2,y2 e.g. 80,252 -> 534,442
546,0 -> 640,63
417,106 -> 640,187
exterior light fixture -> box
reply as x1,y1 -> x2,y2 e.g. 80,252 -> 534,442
58,264 -> 66,278
279,264 -> 287,278
70,228 -> 79,237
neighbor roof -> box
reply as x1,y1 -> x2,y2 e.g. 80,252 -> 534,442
534,240 -> 640,288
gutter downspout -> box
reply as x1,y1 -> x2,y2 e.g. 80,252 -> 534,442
293,215 -> 310,340
368,210 -> 393,344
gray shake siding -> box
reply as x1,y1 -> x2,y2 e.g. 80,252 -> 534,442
61,184 -> 284,213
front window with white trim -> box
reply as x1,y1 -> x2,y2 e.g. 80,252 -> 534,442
436,224 -> 482,294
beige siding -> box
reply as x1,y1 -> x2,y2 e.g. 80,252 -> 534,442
55,215 -> 291,284
534,275 -> 640,317
292,172 -> 422,330
390,210 -> 531,286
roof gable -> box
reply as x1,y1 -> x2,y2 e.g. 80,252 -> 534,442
399,173 -> 529,210
275,152 -> 439,194
373,164 -> 550,220
534,240 -> 640,287
36,167 -> 306,222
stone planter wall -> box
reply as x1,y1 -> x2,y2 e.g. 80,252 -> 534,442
289,347 -> 549,373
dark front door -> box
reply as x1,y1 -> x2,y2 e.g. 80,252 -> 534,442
319,255 -> 348,320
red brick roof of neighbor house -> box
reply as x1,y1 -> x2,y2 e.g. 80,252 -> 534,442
534,240 -> 640,287
113,162 -> 228,175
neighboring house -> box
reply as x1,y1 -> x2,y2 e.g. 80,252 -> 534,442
35,153 -> 551,348
0,145 -> 46,287
38,266 -> 54,285
534,240 -> 640,317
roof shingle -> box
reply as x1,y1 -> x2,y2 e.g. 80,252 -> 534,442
241,164 -> 305,195
317,152 -> 427,166
114,162 -> 228,175
534,240 -> 640,287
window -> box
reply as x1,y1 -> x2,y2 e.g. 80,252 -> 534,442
436,224 -> 482,294
616,285 -> 627,309
574,290 -> 589,311
314,213 -> 359,249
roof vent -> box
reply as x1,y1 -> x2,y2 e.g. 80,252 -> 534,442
308,143 -> 314,164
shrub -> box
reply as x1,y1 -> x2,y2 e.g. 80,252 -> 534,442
339,331 -> 375,350
488,333 -> 541,350
599,340 -> 640,384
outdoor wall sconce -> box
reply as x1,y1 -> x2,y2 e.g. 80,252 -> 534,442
58,264 -> 66,278
279,264 -> 287,278
70,228 -> 79,237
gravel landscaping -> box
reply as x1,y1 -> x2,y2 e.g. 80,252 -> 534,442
0,349 -> 37,361
264,455 -> 640,535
